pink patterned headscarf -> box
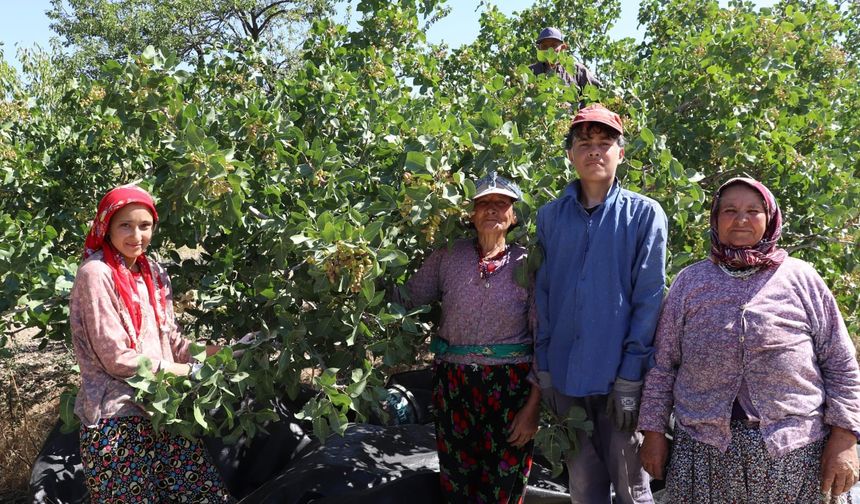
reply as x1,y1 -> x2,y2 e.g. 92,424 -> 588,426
709,177 -> 788,269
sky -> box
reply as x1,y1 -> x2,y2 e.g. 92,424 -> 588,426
0,1 -> 645,69
418,0 -> 645,46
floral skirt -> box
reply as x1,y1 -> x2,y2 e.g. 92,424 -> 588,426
666,420 -> 851,504
432,361 -> 534,504
79,415 -> 233,503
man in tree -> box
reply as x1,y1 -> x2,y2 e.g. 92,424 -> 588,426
529,27 -> 601,93
535,104 -> 667,504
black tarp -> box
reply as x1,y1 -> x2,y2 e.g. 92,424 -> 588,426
34,368 -> 857,503
29,392 -> 315,503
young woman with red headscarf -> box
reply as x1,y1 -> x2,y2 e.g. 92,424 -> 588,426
638,178 -> 860,503
70,184 -> 233,502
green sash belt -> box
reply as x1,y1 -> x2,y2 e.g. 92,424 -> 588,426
429,337 -> 532,358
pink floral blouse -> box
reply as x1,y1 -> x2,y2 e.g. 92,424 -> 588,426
70,251 -> 190,426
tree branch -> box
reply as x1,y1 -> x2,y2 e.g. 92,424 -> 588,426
785,235 -> 857,253
258,9 -> 288,35
235,8 -> 255,38
257,0 -> 293,18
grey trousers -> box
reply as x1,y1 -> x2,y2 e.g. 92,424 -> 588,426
545,389 -> 654,504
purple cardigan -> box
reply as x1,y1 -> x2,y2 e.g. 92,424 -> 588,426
400,239 -> 534,366
638,257 -> 860,457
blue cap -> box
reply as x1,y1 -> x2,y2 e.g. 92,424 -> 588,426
473,172 -> 523,201
536,27 -> 564,44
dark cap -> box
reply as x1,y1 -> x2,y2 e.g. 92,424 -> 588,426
536,27 -> 564,44
570,104 -> 623,135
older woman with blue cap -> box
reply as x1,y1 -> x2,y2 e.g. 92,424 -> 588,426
394,172 -> 540,503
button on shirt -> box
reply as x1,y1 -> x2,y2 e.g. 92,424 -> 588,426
638,258 -> 860,457
535,180 -> 668,396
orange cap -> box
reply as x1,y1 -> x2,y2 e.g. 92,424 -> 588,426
571,104 -> 623,135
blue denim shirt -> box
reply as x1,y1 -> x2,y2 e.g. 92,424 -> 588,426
535,179 -> 667,397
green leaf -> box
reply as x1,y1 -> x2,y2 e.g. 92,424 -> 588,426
321,222 -> 337,243
142,45 -> 158,60
442,185 -> 461,205
534,425 -> 571,478
639,127 -> 655,146
361,279 -> 376,303
229,371 -> 250,383
792,11 -> 808,26
190,343 -> 207,364
362,220 -> 385,242
59,387 -> 80,433
193,402 -> 209,429
481,108 -> 503,129
136,357 -> 156,380
404,151 -> 426,172
514,261 -> 529,289
151,390 -> 169,414
528,246 -> 544,273
669,159 -> 683,179
377,249 -> 409,265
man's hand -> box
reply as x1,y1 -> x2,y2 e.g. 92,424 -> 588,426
640,431 -> 669,480
606,377 -> 642,432
820,426 -> 859,500
537,371 -> 558,415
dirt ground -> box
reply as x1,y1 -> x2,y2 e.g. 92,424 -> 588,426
0,328 -> 77,503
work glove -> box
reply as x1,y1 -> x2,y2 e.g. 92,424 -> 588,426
606,377 -> 643,432
232,331 -> 260,358
537,371 -> 553,391
537,370 -> 559,416
187,361 -> 204,380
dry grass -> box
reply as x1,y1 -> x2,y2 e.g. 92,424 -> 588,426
0,328 -> 77,503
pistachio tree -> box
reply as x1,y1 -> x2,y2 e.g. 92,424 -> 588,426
1,0 -> 857,469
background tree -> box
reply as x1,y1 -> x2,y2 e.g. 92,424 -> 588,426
47,0 -> 333,71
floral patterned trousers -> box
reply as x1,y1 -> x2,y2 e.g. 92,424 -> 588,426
432,361 -> 534,504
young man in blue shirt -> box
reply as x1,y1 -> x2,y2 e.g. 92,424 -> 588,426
535,104 -> 667,503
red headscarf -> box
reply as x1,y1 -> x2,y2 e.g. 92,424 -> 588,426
709,177 -> 788,269
83,185 -> 166,348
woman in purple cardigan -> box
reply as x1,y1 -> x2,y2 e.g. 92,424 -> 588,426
395,172 -> 540,503
638,177 -> 860,503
